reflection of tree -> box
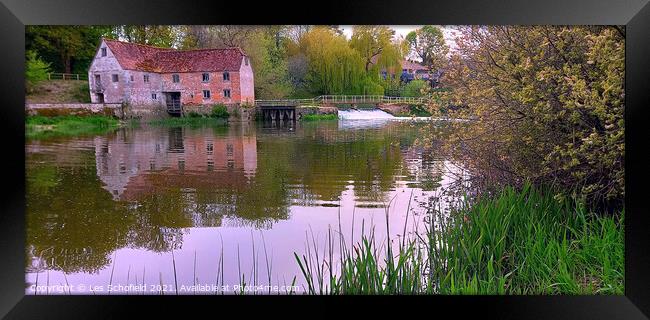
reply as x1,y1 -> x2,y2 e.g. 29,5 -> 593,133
253,122 -> 429,206
27,151 -> 194,273
27,154 -> 132,273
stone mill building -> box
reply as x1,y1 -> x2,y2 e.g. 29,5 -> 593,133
88,38 -> 255,115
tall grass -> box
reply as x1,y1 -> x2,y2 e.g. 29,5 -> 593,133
26,115 -> 119,139
294,184 -> 624,295
301,114 -> 338,121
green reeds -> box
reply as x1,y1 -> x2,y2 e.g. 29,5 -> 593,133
301,114 -> 338,121
294,183 -> 624,295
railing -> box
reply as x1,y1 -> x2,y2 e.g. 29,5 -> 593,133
253,98 -> 316,107
255,95 -> 427,107
47,73 -> 88,81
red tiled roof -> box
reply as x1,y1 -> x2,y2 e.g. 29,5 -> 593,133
400,60 -> 429,71
103,38 -> 246,73
369,55 -> 429,71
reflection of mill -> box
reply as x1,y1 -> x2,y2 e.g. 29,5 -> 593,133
261,107 -> 296,122
94,125 -> 258,201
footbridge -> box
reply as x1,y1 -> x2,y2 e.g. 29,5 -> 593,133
255,95 -> 426,107
255,95 -> 427,121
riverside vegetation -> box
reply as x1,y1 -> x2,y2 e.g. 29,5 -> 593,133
294,184 -> 623,294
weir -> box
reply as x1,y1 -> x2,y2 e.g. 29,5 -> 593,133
261,107 -> 296,122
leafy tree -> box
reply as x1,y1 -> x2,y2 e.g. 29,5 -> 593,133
429,26 -> 624,209
26,25 -> 112,74
350,26 -> 402,72
405,25 -> 448,70
25,50 -> 51,84
299,27 -> 366,95
112,25 -> 181,47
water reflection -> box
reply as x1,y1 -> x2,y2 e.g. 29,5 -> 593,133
26,120 -> 464,293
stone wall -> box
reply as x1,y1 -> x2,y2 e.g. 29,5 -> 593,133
377,103 -> 411,116
26,103 -> 124,118
183,104 -> 255,122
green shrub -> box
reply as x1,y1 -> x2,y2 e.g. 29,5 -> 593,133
210,105 -> 229,119
25,51 -> 51,93
72,82 -> 91,103
361,77 -> 385,95
402,80 -> 428,97
301,114 -> 337,121
187,111 -> 203,118
25,51 -> 51,85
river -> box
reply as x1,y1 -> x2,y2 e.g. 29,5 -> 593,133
25,117 -> 467,294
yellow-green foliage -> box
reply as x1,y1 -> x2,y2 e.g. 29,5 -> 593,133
430,26 -> 624,207
299,27 -> 367,94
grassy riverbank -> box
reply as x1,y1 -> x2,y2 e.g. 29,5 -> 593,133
301,114 -> 338,121
295,184 -> 624,294
26,115 -> 119,139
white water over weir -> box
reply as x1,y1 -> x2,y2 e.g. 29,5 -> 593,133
338,109 -> 396,120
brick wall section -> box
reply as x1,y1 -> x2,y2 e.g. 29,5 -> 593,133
159,71 -> 241,106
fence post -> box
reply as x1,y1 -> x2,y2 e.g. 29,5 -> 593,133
76,74 -> 79,80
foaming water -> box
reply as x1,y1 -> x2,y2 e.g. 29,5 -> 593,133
338,109 -> 395,120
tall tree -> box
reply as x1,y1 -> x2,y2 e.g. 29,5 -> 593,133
405,25 -> 449,70
299,27 -> 366,95
26,25 -> 112,74
112,25 -> 181,47
349,26 -> 402,72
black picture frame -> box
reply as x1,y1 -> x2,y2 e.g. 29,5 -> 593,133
1,0 -> 649,318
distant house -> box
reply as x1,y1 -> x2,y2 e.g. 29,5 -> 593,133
374,57 -> 443,87
88,38 -> 255,112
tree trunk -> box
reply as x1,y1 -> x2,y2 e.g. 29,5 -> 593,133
62,54 -> 72,74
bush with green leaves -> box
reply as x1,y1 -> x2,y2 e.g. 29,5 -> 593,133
210,105 -> 230,119
25,50 -> 51,89
402,79 -> 428,97
429,26 -> 625,210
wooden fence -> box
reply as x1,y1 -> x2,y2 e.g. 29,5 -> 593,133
47,73 -> 88,81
